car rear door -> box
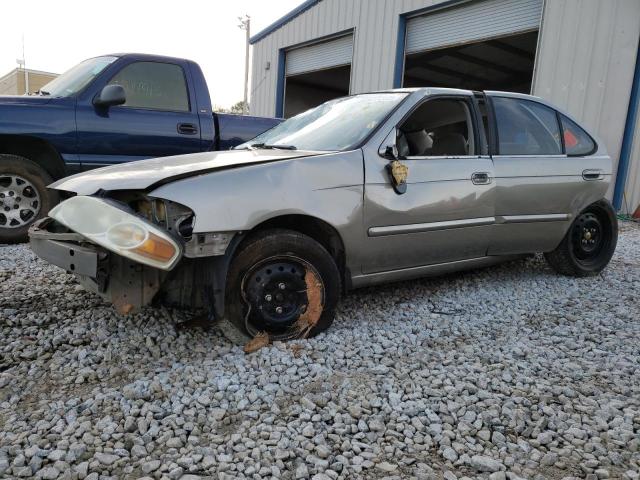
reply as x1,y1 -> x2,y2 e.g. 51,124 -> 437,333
361,92 -> 496,274
485,92 -> 609,255
75,59 -> 203,170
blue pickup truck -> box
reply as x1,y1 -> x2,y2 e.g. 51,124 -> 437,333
0,53 -> 280,242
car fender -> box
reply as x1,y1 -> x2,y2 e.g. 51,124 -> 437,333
149,149 -> 366,273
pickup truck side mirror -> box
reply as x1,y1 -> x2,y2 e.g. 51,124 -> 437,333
93,85 -> 126,108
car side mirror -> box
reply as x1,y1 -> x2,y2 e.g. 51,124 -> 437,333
378,128 -> 404,160
93,85 -> 126,108
383,144 -> 399,160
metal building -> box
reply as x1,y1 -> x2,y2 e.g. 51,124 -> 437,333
249,0 -> 640,214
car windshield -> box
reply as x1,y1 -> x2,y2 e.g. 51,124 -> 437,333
237,92 -> 408,151
38,56 -> 118,97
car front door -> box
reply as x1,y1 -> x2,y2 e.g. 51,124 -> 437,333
361,92 -> 495,274
485,92 -> 609,255
75,60 -> 203,170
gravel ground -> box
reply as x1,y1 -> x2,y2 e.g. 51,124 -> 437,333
1,223 -> 639,480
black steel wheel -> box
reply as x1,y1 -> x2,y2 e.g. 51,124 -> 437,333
241,255 -> 325,337
226,229 -> 341,341
545,200 -> 618,277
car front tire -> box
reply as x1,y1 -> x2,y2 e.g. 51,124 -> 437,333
0,154 -> 58,244
544,199 -> 618,277
226,229 -> 341,341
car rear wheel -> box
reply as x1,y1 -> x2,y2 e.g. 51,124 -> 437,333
544,200 -> 618,277
226,229 -> 341,341
0,154 -> 58,244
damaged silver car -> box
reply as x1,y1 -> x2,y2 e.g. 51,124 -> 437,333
29,89 -> 618,341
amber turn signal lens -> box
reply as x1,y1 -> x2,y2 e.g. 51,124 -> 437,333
132,232 -> 177,262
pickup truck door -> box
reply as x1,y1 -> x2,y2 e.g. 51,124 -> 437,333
485,92 -> 609,255
361,93 -> 495,274
75,59 -> 203,170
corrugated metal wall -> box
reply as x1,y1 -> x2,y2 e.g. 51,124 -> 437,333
624,114 -> 640,214
250,0 -> 438,117
532,0 -> 640,200
250,0 -> 640,208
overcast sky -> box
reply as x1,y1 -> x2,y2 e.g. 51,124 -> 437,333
0,0 -> 303,108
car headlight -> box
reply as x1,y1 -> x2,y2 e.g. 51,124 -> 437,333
49,196 -> 182,270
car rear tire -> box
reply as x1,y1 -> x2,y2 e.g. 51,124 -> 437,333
226,229 -> 341,341
0,154 -> 59,244
544,200 -> 618,277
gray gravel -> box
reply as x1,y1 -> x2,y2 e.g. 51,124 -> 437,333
1,222 -> 639,480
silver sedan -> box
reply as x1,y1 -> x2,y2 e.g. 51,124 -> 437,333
29,88 -> 618,341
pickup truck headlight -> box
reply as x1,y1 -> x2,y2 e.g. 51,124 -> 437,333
49,196 -> 181,270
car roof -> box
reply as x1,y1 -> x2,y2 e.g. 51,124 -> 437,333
373,87 -> 546,102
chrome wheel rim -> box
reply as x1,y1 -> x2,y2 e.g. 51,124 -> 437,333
0,174 -> 41,229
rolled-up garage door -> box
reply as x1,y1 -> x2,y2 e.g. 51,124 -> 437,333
286,34 -> 354,76
406,0 -> 543,54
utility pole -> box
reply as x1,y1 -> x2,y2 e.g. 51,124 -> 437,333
238,15 -> 251,115
17,35 -> 29,95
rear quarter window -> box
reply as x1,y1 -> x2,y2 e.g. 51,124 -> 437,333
560,114 -> 596,156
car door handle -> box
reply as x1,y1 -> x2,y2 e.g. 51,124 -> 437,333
471,172 -> 492,185
582,169 -> 604,181
177,123 -> 198,135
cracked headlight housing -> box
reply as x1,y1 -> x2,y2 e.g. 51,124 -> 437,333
49,196 -> 182,270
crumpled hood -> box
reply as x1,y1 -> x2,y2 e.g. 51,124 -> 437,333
50,149 -> 325,195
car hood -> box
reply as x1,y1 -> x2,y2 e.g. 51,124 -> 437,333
0,94 -> 54,105
50,149 -> 327,195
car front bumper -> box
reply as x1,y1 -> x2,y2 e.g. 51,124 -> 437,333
29,217 -> 168,314
29,218 -> 102,278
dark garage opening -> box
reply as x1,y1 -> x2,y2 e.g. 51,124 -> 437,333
283,64 -> 351,118
403,30 -> 539,93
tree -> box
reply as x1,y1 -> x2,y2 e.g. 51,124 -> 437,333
230,100 -> 248,114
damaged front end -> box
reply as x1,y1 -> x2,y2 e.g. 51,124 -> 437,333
29,194 -> 239,318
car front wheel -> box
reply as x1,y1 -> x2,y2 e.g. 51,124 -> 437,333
226,229 -> 341,341
544,200 -> 618,277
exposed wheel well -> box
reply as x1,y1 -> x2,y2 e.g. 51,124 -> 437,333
244,215 -> 347,286
0,135 -> 66,180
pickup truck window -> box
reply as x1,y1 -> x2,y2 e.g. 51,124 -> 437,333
108,62 -> 190,112
238,93 -> 408,152
493,97 -> 562,156
38,56 -> 117,97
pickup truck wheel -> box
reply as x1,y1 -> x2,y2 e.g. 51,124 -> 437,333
0,155 -> 58,243
544,200 -> 618,277
226,229 -> 341,341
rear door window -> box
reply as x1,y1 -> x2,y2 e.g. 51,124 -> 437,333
492,97 -> 562,156
560,114 -> 596,156
108,61 -> 190,112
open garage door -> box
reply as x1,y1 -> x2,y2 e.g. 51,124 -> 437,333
283,34 -> 353,118
403,0 -> 543,93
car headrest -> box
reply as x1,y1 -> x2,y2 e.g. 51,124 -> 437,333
431,133 -> 468,156
404,130 -> 433,156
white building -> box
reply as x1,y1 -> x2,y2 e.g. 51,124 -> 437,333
249,0 -> 640,214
